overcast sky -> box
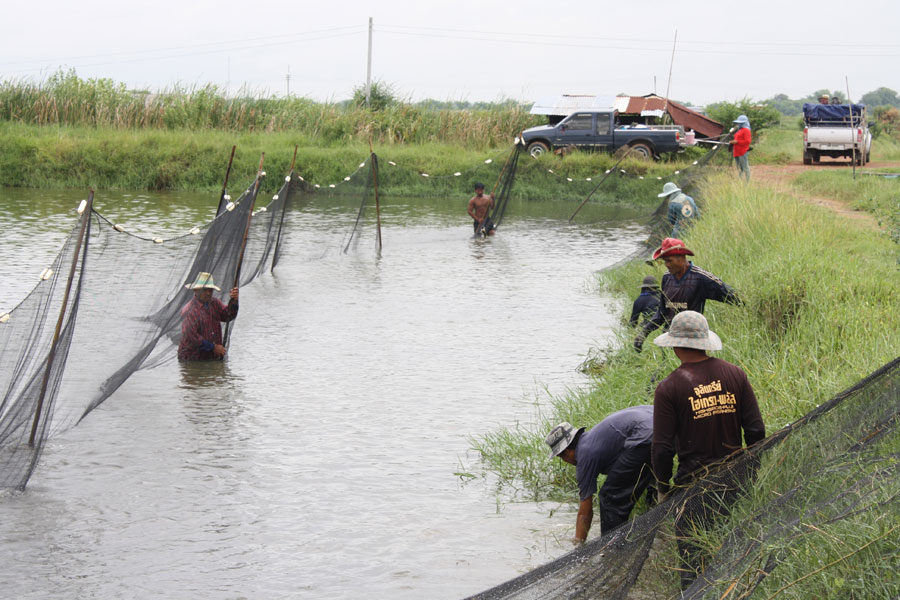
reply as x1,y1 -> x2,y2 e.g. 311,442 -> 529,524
3,0 -> 898,106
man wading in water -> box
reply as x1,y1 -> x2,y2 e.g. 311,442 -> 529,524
178,271 -> 239,361
467,182 -> 495,236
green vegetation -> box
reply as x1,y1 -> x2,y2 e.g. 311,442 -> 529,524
473,171 -> 900,595
0,70 -> 539,149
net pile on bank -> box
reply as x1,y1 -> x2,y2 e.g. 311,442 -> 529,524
0,169 -> 301,490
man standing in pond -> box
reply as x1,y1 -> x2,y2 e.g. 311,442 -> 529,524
467,182 -> 495,236
545,405 -> 655,543
651,310 -> 765,589
178,271 -> 239,361
633,238 -> 740,352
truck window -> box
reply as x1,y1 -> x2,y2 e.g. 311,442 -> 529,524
564,113 -> 593,130
596,114 -> 611,135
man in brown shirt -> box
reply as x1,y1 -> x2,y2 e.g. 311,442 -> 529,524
651,310 -> 765,589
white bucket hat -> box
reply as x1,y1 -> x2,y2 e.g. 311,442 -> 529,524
545,422 -> 585,458
658,182 -> 681,197
185,272 -> 221,291
653,310 -> 722,351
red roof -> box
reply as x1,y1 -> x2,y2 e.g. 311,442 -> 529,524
622,95 -> 724,139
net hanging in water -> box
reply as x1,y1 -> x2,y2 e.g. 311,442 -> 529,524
0,168 -> 300,490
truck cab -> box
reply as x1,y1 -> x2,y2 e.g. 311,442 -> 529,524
521,110 -> 681,160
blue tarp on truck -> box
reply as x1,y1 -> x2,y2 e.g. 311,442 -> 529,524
803,103 -> 866,123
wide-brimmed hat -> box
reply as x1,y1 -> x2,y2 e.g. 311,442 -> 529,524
658,182 -> 681,197
733,114 -> 750,126
545,422 -> 585,458
184,272 -> 221,291
652,237 -> 694,260
640,275 -> 659,290
653,310 -> 722,351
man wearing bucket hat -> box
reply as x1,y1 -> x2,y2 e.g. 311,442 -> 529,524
545,405 -> 655,543
177,271 -> 239,361
730,115 -> 752,181
651,311 -> 765,588
629,275 -> 661,327
658,182 -> 699,238
633,238 -> 740,352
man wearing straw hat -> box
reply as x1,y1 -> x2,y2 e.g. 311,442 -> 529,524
651,310 -> 765,588
633,238 -> 740,352
177,271 -> 239,361
545,405 -> 655,544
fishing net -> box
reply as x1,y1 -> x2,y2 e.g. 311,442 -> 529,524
0,170 -> 299,490
467,355 -> 900,599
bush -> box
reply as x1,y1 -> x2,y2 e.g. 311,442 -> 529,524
705,99 -> 782,135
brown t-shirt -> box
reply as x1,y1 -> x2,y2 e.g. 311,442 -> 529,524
652,357 -> 765,493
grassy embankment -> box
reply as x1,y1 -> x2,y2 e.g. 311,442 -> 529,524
473,168 -> 900,594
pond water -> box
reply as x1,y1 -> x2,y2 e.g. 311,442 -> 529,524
0,187 -> 649,599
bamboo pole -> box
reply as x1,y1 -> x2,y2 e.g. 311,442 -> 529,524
368,139 -> 382,251
223,153 -> 264,349
271,145 -> 298,273
846,76 -> 857,179
29,191 -> 94,446
216,145 -> 237,216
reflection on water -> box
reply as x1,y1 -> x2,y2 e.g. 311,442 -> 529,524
0,188 -> 651,599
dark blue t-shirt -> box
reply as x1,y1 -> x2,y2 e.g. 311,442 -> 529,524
575,405 -> 653,501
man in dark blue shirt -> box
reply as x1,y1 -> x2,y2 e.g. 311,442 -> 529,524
545,405 -> 654,543
634,238 -> 740,352
629,275 -> 661,327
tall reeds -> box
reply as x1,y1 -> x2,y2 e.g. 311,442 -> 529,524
0,71 -> 540,149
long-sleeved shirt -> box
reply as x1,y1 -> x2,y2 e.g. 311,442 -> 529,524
652,357 -> 765,494
641,263 -> 739,337
629,291 -> 661,326
732,127 -> 752,157
666,193 -> 699,238
177,296 -> 238,361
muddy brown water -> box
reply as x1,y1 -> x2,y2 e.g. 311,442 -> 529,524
0,188 -> 650,599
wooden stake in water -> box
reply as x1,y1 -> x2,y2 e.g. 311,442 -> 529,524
271,145 -> 298,273
223,153 -> 264,350
30,190 -> 94,446
369,139 -> 382,251
216,145 -> 237,216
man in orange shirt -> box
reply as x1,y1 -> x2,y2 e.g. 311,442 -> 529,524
731,115 -> 751,181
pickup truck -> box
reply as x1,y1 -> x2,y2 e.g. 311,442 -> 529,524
802,103 -> 871,165
520,110 -> 683,159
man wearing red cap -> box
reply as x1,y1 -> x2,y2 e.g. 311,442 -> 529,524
633,238 -> 740,352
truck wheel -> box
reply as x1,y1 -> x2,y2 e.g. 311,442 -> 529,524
866,150 -> 871,163
527,141 -> 549,157
803,151 -> 812,165
812,151 -> 820,163
627,143 -> 654,160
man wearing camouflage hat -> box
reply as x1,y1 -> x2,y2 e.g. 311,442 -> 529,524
651,310 -> 765,588
545,405 -> 654,543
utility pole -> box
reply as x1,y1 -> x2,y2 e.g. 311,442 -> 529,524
366,17 -> 373,107
286,65 -> 291,97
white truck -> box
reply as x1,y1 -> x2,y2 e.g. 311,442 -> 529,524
802,103 -> 871,165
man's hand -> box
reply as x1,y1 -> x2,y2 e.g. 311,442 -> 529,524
213,343 -> 227,357
230,287 -> 239,301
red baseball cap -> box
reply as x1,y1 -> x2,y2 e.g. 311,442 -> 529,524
652,238 -> 694,260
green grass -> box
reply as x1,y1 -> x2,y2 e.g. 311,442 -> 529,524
473,171 -> 900,595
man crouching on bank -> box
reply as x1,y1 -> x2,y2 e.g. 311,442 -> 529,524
545,406 -> 655,543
